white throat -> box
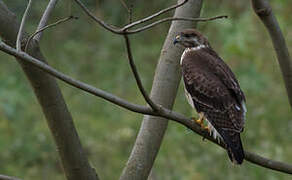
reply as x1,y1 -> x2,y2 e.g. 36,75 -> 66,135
180,45 -> 206,65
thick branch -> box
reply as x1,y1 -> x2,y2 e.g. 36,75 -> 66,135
34,0 -> 58,42
120,0 -> 203,179
0,41 -> 292,174
252,0 -> 292,108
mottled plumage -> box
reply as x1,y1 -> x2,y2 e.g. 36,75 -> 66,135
174,29 -> 246,164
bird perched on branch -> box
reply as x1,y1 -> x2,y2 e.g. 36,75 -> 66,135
174,29 -> 246,164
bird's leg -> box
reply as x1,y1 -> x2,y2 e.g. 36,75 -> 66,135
192,112 -> 205,128
192,112 -> 210,133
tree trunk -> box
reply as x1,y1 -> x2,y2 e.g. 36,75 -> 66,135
119,0 -> 203,179
0,2 -> 98,180
252,0 -> 292,108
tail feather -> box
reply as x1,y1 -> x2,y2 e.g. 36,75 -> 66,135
220,130 -> 245,164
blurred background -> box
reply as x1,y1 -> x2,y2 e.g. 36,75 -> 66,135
0,0 -> 291,179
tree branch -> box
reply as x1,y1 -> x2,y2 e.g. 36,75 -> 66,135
1,36 -> 292,175
0,41 -> 155,116
123,34 -> 160,111
74,0 -> 226,35
73,0 -> 121,34
119,0 -> 130,14
127,15 -> 228,34
25,16 -> 78,52
34,0 -> 58,42
251,0 -> 292,109
16,0 -> 32,51
0,174 -> 22,180
122,0 -> 189,30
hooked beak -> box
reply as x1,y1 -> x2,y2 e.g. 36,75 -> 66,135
173,35 -> 181,45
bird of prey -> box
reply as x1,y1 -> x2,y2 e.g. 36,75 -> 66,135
174,29 -> 246,164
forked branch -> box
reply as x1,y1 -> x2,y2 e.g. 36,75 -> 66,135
25,16 -> 78,52
74,0 -> 226,34
34,0 -> 59,42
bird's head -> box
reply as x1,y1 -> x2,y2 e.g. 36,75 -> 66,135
173,29 -> 209,48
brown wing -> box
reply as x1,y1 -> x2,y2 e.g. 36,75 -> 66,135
181,48 -> 246,132
181,47 -> 246,164
206,48 -> 246,105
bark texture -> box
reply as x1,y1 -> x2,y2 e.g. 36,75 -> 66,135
119,0 -> 203,179
0,2 -> 98,180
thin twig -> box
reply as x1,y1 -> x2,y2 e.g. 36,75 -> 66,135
123,34 -> 160,111
0,42 -> 292,174
25,16 -> 78,52
127,15 -> 228,34
119,0 -> 130,13
118,0 -> 132,24
34,0 -> 59,42
122,0 -> 189,30
128,4 -> 133,24
74,0 -> 121,34
16,0 -> 33,51
0,174 -> 22,180
74,0 -> 226,35
74,0 -> 189,34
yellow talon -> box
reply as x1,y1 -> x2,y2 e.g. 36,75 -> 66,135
191,112 -> 211,133
196,118 -> 202,124
192,112 -> 205,128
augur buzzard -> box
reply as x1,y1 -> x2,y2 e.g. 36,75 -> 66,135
174,29 -> 246,164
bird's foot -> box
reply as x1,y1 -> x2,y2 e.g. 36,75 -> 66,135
191,112 -> 205,128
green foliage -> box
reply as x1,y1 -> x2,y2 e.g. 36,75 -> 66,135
0,0 -> 292,179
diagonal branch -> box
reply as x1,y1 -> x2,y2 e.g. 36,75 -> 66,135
16,0 -> 33,51
123,34 -> 160,111
251,0 -> 292,109
0,41 -> 155,116
122,0 -> 188,30
74,0 -> 121,34
25,16 -> 78,52
34,0 -> 59,42
127,15 -> 228,34
0,41 -> 292,174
